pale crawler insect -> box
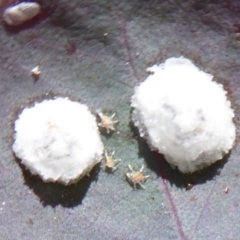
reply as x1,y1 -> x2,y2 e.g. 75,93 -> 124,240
3,2 -> 41,26
97,111 -> 118,133
126,165 -> 150,189
104,150 -> 121,172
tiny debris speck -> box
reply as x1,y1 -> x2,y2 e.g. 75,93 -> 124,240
186,183 -> 193,191
224,187 -> 230,193
31,65 -> 41,79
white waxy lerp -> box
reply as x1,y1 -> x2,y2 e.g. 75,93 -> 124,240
13,97 -> 104,185
131,57 -> 236,173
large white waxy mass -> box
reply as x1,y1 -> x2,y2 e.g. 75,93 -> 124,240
131,57 -> 236,173
13,97 -> 103,185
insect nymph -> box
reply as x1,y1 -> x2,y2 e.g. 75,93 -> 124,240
97,111 -> 118,134
104,150 -> 121,172
126,165 -> 150,189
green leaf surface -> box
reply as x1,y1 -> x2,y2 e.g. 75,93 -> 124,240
0,1 -> 240,239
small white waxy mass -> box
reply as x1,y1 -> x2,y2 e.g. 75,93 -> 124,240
13,97 -> 104,185
3,2 -> 41,26
131,57 -> 236,173
30,65 -> 41,79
